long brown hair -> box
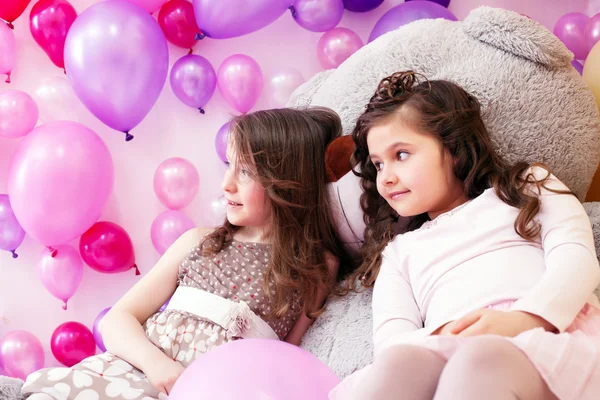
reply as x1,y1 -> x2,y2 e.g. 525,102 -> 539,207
201,108 -> 353,319
350,71 -> 570,288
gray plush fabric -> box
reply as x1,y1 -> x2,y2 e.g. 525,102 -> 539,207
0,376 -> 25,400
297,6 -> 600,379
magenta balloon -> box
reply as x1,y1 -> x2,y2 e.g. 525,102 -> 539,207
193,0 -> 292,39
0,331 -> 45,380
0,194 -> 25,258
317,27 -> 364,69
169,339 -> 340,399
368,1 -> 457,43
153,157 -> 200,210
7,121 -> 114,247
79,221 -> 137,274
0,22 -> 16,83
151,210 -> 195,255
0,90 -> 39,139
158,0 -> 200,49
51,321 -> 96,367
92,307 -> 110,352
586,13 -> 600,53
215,121 -> 230,163
38,244 -> 83,310
170,54 -> 217,113
292,0 -> 344,32
553,12 -> 589,60
217,54 -> 263,114
64,0 -> 169,140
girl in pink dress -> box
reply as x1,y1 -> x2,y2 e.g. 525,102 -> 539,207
331,71 -> 600,400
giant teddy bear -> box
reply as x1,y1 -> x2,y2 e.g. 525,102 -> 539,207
297,6 -> 600,380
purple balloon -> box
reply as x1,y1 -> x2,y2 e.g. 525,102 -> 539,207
553,12 -> 590,60
151,210 -> 195,255
170,54 -> 217,113
292,0 -> 344,32
64,0 -> 169,141
406,0 -> 450,8
38,244 -> 84,310
217,54 -> 263,114
572,60 -> 584,75
93,307 -> 110,352
317,27 -> 364,69
169,339 -> 340,399
0,194 -> 25,258
159,297 -> 171,312
343,0 -> 383,13
0,330 -> 45,380
368,1 -> 457,43
193,0 -> 292,39
7,121 -> 114,247
215,121 -> 230,163
585,13 -> 600,53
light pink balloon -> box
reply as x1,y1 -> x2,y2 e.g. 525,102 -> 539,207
0,330 -> 45,380
7,121 -> 114,246
128,0 -> 167,13
266,67 -> 305,108
0,90 -> 39,139
38,244 -> 83,309
151,210 -> 195,255
154,157 -> 200,210
217,54 -> 264,114
317,27 -> 364,69
0,21 -> 16,83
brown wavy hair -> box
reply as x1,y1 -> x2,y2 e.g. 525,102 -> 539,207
200,108 -> 353,319
349,71 -> 571,288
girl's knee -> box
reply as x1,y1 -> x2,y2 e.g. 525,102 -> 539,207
447,336 -> 523,374
375,345 -> 444,374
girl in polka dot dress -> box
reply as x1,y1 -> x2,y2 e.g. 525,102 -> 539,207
22,108 -> 352,400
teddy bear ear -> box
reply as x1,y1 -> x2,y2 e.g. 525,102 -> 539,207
463,7 -> 573,68
325,135 -> 356,183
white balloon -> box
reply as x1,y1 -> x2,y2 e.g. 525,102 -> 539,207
266,67 -> 305,108
33,76 -> 85,123
209,197 -> 228,227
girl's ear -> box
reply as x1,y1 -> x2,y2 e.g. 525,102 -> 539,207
325,135 -> 356,183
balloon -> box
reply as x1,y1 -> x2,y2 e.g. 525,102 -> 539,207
342,0 -> 383,13
51,321 -> 96,367
192,0 -> 292,39
0,194 -> 25,258
32,76 -> 86,123
0,90 -> 38,139
572,60 -> 583,75
291,0 -> 344,32
7,121 -> 114,247
79,221 -> 138,275
0,331 -> 44,380
151,210 -> 195,255
586,13 -> 600,53
208,197 -> 227,226
64,0 -> 169,141
0,0 -> 31,28
0,21 -> 16,83
127,0 -> 167,13
266,66 -> 305,108
215,121 -> 230,163
159,297 -> 171,312
553,12 -> 589,60
170,54 -> 217,113
406,0 -> 450,8
583,42 -> 600,110
38,244 -> 83,310
29,0 -> 77,69
158,0 -> 200,49
92,307 -> 110,352
217,54 -> 263,114
368,1 -> 457,43
169,339 -> 340,399
154,157 -> 200,210
317,27 -> 364,69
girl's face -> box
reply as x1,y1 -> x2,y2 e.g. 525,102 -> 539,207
222,141 -> 271,234
367,115 -> 467,220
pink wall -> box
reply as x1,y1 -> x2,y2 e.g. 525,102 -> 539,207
0,0 -> 589,369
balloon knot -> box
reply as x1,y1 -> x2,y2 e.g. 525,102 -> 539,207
188,48 -> 193,55
194,32 -> 205,40
63,68 -> 67,75
289,5 -> 297,17
199,108 -> 205,114
133,263 -> 140,275
7,22 -> 14,30
48,247 -> 58,257
11,251 -> 18,259
5,73 -> 11,83
62,301 -> 68,310
125,131 -> 134,141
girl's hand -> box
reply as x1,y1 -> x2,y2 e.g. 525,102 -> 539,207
447,309 -> 556,337
143,355 -> 185,396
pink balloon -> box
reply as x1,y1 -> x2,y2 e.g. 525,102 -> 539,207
0,331 -> 45,380
154,157 -> 200,210
586,13 -> 600,53
158,0 -> 200,49
29,0 -> 77,69
79,221 -> 138,275
128,0 -> 167,13
0,21 -> 16,83
554,12 -> 590,60
317,27 -> 364,69
38,245 -> 83,310
0,90 -> 39,139
217,54 -> 263,114
170,339 -> 340,399
51,321 -> 95,367
7,121 -> 114,247
151,210 -> 195,255
266,67 -> 305,108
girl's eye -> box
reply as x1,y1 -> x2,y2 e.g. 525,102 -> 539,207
372,161 -> 382,171
240,169 -> 249,176
398,151 -> 410,161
